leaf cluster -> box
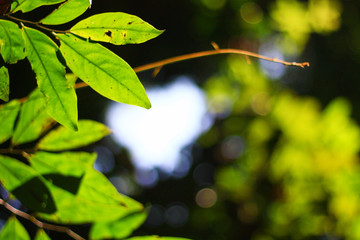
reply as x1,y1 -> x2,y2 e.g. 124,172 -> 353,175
0,1 -> 188,239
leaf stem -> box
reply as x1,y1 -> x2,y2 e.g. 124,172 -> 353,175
5,14 -> 68,34
0,198 -> 85,240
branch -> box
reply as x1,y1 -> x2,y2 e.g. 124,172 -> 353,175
5,14 -> 68,34
0,198 -> 85,240
73,48 -> 310,89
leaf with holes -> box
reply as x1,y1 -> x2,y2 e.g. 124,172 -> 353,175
40,0 -> 90,25
57,33 -> 151,109
22,26 -> 78,131
70,12 -> 163,45
0,20 -> 25,64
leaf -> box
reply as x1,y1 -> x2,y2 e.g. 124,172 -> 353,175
12,89 -> 54,145
125,236 -> 191,240
0,66 -> 9,101
0,20 -> 25,64
22,26 -> 78,130
57,33 -> 151,109
0,100 -> 20,144
70,12 -> 163,45
29,151 -> 143,223
90,210 -> 148,240
34,229 -> 51,240
11,0 -> 66,13
0,216 -> 30,240
37,119 -> 111,151
0,155 -> 56,213
40,0 -> 90,25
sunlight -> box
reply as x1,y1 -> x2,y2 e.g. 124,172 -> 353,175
106,76 -> 212,183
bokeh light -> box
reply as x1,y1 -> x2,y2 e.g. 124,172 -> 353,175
240,2 -> 263,24
195,188 -> 218,208
106,76 -> 212,183
164,203 -> 189,228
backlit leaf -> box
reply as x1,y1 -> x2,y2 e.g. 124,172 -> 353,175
90,210 -> 147,240
0,154 -> 56,213
34,229 -> 51,240
70,12 -> 163,45
22,26 -> 78,130
0,20 -> 25,64
0,66 -> 9,101
0,216 -> 30,240
12,89 -> 54,145
0,100 -> 20,144
11,0 -> 65,13
57,33 -> 151,109
37,120 -> 111,151
40,0 -> 90,25
29,151 -> 143,223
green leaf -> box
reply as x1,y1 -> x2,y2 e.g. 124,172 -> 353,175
70,12 -> 163,45
90,210 -> 148,240
126,236 -> 191,240
34,229 -> 51,240
0,216 -> 30,240
0,66 -> 9,101
11,0 -> 66,13
57,33 -> 151,109
29,151 -> 143,223
0,20 -> 25,64
37,119 -> 111,151
40,0 -> 90,25
0,155 -> 56,213
0,100 -> 20,144
22,26 -> 78,130
12,89 -> 54,145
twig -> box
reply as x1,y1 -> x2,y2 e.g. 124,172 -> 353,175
0,198 -> 85,240
75,48 -> 309,89
5,14 -> 68,34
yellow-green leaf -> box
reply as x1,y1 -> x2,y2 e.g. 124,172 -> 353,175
22,26 -> 78,130
40,0 -> 90,25
0,154 -> 56,213
57,33 -> 151,109
37,120 -> 111,151
90,210 -> 148,240
12,89 -> 54,146
11,0 -> 65,13
70,12 -> 163,45
34,229 -> 51,240
0,216 -> 30,240
0,20 -> 25,64
0,66 -> 9,101
0,100 -> 20,144
29,151 -> 143,223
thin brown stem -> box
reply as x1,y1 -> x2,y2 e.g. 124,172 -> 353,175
133,48 -> 310,73
0,198 -> 85,240
5,14 -> 68,34
74,48 -> 309,89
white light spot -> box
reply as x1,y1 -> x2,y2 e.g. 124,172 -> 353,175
106,76 -> 212,177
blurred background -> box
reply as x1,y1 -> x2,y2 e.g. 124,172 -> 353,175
5,0 -> 360,239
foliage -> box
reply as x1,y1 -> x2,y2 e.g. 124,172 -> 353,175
0,0 -> 187,239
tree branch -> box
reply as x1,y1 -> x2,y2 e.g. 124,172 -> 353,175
0,198 -> 85,240
73,48 -> 310,89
